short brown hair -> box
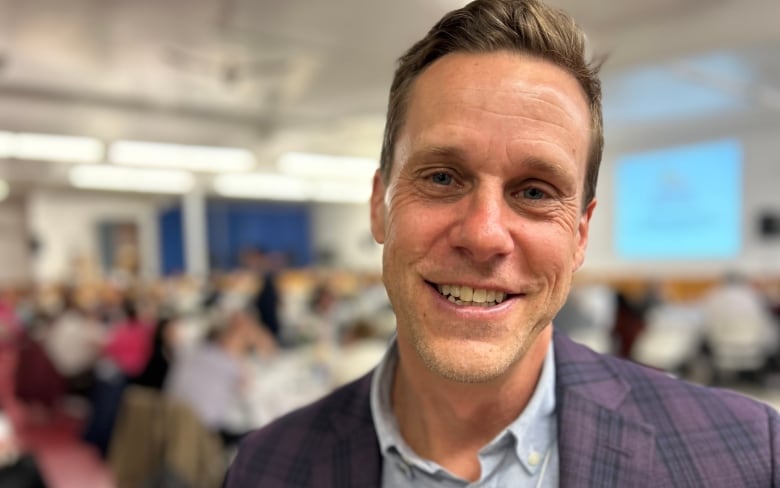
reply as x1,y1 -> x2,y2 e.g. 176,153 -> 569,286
379,0 -> 603,208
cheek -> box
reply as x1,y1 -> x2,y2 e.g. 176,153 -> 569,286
381,213 -> 427,280
521,224 -> 578,275
385,202 -> 447,251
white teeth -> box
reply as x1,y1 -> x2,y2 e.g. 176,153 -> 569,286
436,284 -> 508,306
472,288 -> 486,303
460,286 -> 473,301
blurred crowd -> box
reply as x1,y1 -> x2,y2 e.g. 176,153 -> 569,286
558,273 -> 780,387
0,248 -> 394,487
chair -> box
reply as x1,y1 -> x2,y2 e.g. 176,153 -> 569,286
108,386 -> 226,488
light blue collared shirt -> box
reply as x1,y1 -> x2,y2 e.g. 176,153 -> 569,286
370,338 -> 559,487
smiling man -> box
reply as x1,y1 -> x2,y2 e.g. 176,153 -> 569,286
225,1 -> 779,486
374,50 -> 593,385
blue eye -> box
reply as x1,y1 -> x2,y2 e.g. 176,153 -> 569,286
523,187 -> 546,200
430,172 -> 453,185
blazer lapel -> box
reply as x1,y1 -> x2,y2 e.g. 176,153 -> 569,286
554,333 -> 656,487
312,373 -> 383,487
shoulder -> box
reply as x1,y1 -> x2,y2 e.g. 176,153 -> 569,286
224,372 -> 378,487
559,331 -> 776,417
608,344 -> 774,420
607,350 -> 779,484
556,331 -> 778,450
556,332 -> 779,485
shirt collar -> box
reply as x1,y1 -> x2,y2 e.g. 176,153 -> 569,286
370,335 -> 557,477
506,339 -> 557,475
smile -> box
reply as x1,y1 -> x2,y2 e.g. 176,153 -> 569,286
434,283 -> 508,307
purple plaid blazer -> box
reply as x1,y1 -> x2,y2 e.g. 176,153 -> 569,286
225,332 -> 779,487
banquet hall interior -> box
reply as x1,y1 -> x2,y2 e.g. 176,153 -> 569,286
0,0 -> 779,486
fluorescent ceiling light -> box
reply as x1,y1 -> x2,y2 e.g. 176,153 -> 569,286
0,131 -> 13,158
214,173 -> 308,201
214,173 -> 370,203
310,181 -> 371,203
69,165 -> 195,194
110,140 -> 255,172
277,152 -> 377,181
14,133 -> 104,164
0,131 -> 103,163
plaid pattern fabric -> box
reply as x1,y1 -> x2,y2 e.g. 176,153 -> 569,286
225,332 -> 779,487
555,332 -> 779,487
223,372 -> 381,488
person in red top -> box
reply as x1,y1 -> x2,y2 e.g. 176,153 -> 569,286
84,299 -> 153,457
102,300 -> 153,378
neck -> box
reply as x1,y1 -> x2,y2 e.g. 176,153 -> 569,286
392,326 -> 552,481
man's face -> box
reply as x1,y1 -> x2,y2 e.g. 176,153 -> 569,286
370,51 -> 596,383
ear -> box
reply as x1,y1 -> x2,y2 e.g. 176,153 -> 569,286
573,199 -> 597,271
369,170 -> 387,244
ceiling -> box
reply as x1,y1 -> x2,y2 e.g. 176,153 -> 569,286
0,0 -> 778,198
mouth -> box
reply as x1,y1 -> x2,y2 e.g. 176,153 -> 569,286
428,282 -> 516,307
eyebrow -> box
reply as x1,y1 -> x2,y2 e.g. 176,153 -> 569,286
407,145 -> 468,165
519,157 -> 574,181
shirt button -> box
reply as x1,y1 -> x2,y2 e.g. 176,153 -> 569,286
528,450 -> 542,466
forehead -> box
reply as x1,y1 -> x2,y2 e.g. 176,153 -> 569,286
397,51 -> 591,171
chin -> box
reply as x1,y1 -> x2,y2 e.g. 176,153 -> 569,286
417,335 -> 519,384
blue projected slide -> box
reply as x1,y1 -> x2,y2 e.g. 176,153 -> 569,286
615,139 -> 742,260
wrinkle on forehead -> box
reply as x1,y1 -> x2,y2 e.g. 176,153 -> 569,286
416,51 -> 591,132
464,84 -> 585,126
433,91 -> 588,146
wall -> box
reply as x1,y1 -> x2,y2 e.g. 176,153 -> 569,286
582,128 -> 780,279
0,199 -> 32,284
311,202 -> 382,272
206,199 -> 313,269
27,189 -> 162,283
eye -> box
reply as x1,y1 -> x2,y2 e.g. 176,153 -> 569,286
522,187 -> 547,200
429,172 -> 453,185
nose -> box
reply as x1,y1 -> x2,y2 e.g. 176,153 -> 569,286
449,185 -> 514,263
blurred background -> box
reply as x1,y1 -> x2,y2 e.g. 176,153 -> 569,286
0,0 -> 778,486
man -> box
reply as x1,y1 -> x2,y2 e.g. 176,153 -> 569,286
225,0 -> 779,486
243,247 -> 283,341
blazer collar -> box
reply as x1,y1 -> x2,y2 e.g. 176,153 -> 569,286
553,331 -> 657,487
314,372 -> 383,487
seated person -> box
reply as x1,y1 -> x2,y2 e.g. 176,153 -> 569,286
131,316 -> 181,391
165,305 -> 276,445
